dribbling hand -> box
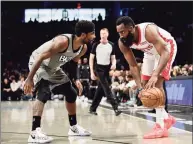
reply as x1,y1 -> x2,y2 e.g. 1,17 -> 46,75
144,74 -> 158,90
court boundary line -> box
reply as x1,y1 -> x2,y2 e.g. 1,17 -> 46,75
99,105 -> 193,134
1,132 -> 132,144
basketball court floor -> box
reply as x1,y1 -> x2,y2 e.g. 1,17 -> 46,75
1,99 -> 192,144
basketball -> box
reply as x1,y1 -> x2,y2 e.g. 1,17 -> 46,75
140,87 -> 165,108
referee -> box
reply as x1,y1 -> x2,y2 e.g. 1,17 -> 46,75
89,28 -> 122,116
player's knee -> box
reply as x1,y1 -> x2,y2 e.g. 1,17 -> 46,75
37,89 -> 51,104
37,95 -> 49,104
65,90 -> 77,103
38,99 -> 47,104
36,79 -> 51,104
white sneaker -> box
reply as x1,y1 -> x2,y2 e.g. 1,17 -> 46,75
28,128 -> 53,143
102,97 -> 107,101
68,124 -> 92,136
101,97 -> 107,104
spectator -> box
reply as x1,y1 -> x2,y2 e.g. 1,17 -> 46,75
2,78 -> 11,101
10,76 -> 22,101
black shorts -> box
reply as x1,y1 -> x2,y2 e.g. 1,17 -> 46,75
34,79 -> 77,102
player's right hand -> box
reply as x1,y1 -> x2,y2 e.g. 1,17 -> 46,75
24,78 -> 34,95
91,73 -> 97,80
75,80 -> 83,96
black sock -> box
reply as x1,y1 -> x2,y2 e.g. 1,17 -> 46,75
32,116 -> 41,131
68,114 -> 77,126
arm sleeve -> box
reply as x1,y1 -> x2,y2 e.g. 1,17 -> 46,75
109,41 -> 115,55
91,42 -> 98,55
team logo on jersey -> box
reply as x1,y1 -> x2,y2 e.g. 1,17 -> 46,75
59,55 -> 73,63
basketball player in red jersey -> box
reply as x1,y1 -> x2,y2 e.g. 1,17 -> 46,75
116,16 -> 177,139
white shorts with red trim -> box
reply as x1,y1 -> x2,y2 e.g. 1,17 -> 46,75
141,39 -> 177,81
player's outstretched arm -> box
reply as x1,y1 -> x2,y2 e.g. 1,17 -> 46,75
118,39 -> 142,89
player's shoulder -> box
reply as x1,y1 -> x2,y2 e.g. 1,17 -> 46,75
137,22 -> 155,26
51,34 -> 71,49
144,23 -> 158,36
137,22 -> 155,31
53,34 -> 70,43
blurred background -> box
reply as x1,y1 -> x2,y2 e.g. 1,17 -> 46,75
1,1 -> 192,106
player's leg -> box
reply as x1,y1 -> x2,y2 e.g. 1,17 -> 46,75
28,79 -> 53,143
141,54 -> 166,138
52,81 -> 91,136
155,39 -> 177,130
154,77 -> 169,127
144,40 -> 177,139
142,74 -> 170,138
143,76 -> 170,139
157,41 -> 177,129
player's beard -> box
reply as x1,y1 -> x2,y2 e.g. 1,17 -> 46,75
120,32 -> 134,47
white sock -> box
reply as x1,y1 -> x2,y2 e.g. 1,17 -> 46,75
155,108 -> 168,129
162,108 -> 169,119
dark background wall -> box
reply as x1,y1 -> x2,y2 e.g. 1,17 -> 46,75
2,1 -> 192,69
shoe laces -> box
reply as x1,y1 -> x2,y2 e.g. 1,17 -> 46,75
152,123 -> 161,131
72,125 -> 89,133
36,128 -> 48,137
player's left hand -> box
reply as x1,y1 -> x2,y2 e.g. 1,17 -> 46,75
144,74 -> 158,89
110,64 -> 116,70
75,80 -> 83,96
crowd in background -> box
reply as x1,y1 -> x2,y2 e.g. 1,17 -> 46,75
2,57 -> 192,102
2,2 -> 192,102
2,2 -> 192,68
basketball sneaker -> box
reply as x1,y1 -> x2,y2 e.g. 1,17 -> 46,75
28,127 -> 53,143
143,123 -> 168,139
68,124 -> 92,136
164,114 -> 176,129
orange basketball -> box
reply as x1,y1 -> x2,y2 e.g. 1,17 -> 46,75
140,87 -> 165,108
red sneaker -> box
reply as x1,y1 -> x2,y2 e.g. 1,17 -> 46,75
164,114 -> 176,129
143,123 -> 168,139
